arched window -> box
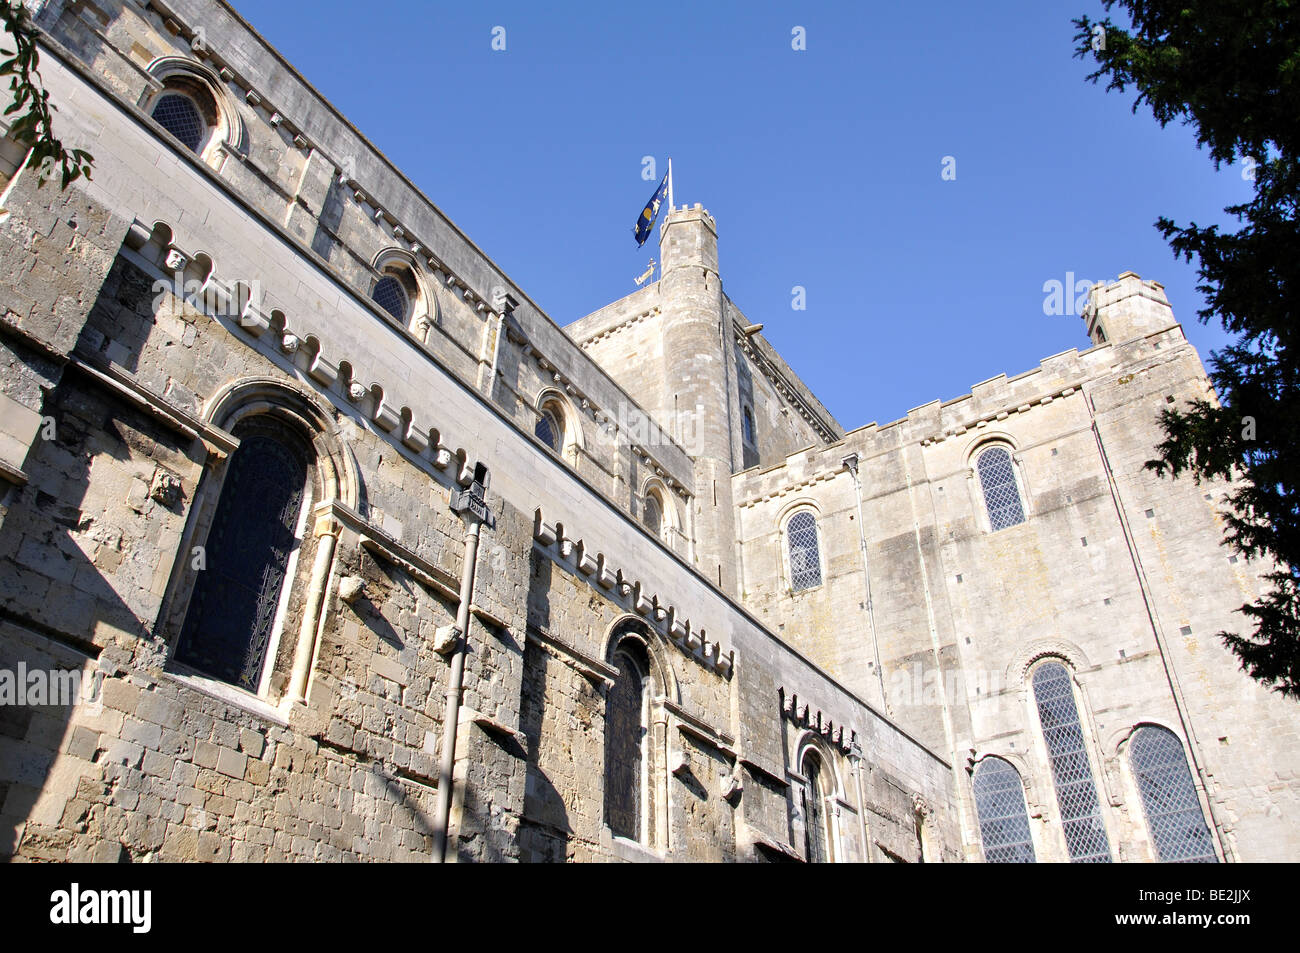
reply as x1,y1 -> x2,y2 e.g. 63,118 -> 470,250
605,640 -> 648,841
1032,662 -> 1111,862
642,493 -> 662,537
1129,726 -> 1217,863
174,417 -> 312,691
972,757 -> 1037,863
370,252 -> 437,336
976,445 -> 1025,531
534,406 -> 562,452
801,748 -> 831,863
372,274 -> 409,323
151,91 -> 207,152
141,58 -> 246,165
787,511 -> 822,591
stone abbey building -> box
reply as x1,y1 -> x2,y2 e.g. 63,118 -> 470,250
0,0 -> 1296,863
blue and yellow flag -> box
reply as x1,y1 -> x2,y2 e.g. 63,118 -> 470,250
633,172 -> 669,247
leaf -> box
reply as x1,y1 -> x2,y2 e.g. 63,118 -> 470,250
0,3 -> 96,192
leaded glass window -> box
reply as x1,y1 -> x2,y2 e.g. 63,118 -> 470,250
643,494 -> 662,537
787,511 -> 822,591
977,446 -> 1025,531
973,757 -> 1037,863
1130,726 -> 1217,863
152,93 -> 207,152
373,275 -> 409,322
605,645 -> 646,841
175,421 -> 310,691
1033,662 -> 1112,862
742,407 -> 756,445
534,408 -> 561,452
802,750 -> 829,863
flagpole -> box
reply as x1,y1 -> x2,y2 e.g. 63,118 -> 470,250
667,157 -> 674,212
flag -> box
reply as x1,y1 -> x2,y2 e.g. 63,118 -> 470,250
633,172 -> 669,247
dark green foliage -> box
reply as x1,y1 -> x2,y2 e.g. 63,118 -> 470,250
1,1 -> 92,189
1074,1 -> 1300,696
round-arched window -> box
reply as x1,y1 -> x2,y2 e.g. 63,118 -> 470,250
605,635 -> 650,843
643,493 -> 662,537
976,445 -> 1025,531
535,406 -> 563,453
1032,661 -> 1111,862
152,92 -> 207,152
786,510 -> 823,591
1129,726 -> 1217,862
801,748 -> 831,863
175,417 -> 312,692
372,275 -> 410,322
972,757 -> 1037,863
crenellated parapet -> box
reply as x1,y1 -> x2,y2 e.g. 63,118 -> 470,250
122,216 -> 489,490
532,508 -> 735,678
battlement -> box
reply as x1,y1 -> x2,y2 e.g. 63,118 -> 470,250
1082,270 -> 1176,346
658,203 -> 720,277
732,275 -> 1195,492
660,202 -> 717,232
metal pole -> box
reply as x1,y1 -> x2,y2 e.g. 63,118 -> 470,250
431,518 -> 482,863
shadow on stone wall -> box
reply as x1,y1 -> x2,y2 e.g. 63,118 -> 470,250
0,357 -> 186,858
514,555 -> 573,862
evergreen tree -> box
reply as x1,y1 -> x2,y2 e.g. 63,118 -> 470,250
1074,1 -> 1300,696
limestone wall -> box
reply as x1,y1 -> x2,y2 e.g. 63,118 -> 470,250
0,21 -> 954,864
734,319 -> 1300,861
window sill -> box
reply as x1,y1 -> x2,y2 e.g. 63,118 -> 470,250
163,668 -> 290,728
788,585 -> 824,598
610,835 -> 665,864
986,520 -> 1029,535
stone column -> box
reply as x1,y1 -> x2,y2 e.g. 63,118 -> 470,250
287,509 -> 341,704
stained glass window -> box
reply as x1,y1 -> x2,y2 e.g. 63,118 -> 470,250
977,446 -> 1025,531
175,422 -> 309,691
373,275 -> 409,322
1033,662 -> 1112,862
152,93 -> 206,152
787,511 -> 822,591
1130,726 -> 1217,863
605,645 -> 646,840
973,757 -> 1037,863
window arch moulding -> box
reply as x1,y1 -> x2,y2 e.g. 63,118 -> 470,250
140,57 -> 249,165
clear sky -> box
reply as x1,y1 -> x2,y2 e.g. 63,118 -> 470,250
230,0 -> 1245,430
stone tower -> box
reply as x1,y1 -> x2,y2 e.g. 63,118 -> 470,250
657,204 -> 740,593
1082,271 -> 1177,346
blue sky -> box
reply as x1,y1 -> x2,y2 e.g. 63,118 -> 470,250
231,0 -> 1244,430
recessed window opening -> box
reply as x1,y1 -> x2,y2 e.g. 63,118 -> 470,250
152,91 -> 207,152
